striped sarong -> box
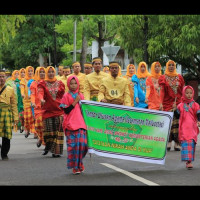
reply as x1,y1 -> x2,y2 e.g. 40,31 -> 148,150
43,116 -> 64,155
168,114 -> 179,143
181,139 -> 196,161
35,115 -> 45,145
24,106 -> 35,133
65,128 -> 88,169
0,103 -> 13,139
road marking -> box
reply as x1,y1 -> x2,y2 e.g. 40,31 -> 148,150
100,163 -> 159,186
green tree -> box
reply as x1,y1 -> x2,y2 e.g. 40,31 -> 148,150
1,15 -> 66,69
0,15 -> 26,45
148,15 -> 200,79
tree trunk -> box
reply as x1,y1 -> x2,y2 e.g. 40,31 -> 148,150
143,15 -> 149,66
80,34 -> 88,72
98,21 -> 105,61
80,15 -> 88,72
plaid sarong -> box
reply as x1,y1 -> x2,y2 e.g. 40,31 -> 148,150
181,139 -> 196,161
43,116 -> 64,155
0,103 -> 13,139
24,106 -> 36,133
35,115 -> 45,145
65,128 -> 88,169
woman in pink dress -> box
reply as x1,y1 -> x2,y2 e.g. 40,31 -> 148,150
174,85 -> 200,169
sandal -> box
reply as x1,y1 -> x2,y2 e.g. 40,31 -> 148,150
186,161 -> 193,169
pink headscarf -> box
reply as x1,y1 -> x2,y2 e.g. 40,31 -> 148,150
181,85 -> 194,104
67,75 -> 79,94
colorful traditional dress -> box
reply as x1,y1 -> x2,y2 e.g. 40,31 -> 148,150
60,75 -> 87,172
175,86 -> 200,162
123,64 -> 136,107
158,60 -> 185,148
132,61 -> 150,108
37,66 -> 65,156
30,67 -> 46,145
98,74 -> 131,106
146,62 -> 162,110
84,71 -> 109,101
0,82 -> 18,159
20,66 -> 36,135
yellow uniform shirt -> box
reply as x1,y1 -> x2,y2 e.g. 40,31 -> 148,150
20,78 -> 31,108
60,75 -> 68,93
67,72 -> 86,94
84,71 -> 109,101
56,75 -> 63,81
98,75 -> 131,106
0,84 -> 18,121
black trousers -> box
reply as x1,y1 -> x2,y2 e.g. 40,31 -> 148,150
1,137 -> 10,158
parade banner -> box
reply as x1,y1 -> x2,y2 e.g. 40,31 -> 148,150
80,100 -> 173,165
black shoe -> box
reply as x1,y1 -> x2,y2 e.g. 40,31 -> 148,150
167,147 -> 171,151
25,132 -> 30,138
42,150 -> 48,155
2,156 -> 9,160
20,127 -> 24,133
52,154 -> 61,158
36,140 -> 42,148
174,147 -> 181,151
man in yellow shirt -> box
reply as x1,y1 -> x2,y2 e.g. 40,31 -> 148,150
84,62 -> 93,75
60,66 -> 71,92
0,70 -> 18,160
84,57 -> 109,101
98,61 -> 131,106
56,65 -> 64,80
67,61 -> 86,94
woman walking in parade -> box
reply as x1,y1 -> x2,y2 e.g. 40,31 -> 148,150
146,61 -> 162,110
18,68 -> 26,133
123,64 -> 136,107
37,66 -> 65,157
132,61 -> 150,108
20,66 -> 36,138
158,60 -> 185,151
30,67 -> 46,147
6,70 -> 24,132
0,70 -> 18,160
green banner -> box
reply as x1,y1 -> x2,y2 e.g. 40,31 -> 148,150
81,100 -> 173,165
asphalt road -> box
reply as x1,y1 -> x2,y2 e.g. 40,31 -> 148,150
1,131 -> 200,186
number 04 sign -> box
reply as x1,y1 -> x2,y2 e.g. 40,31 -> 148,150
80,100 -> 173,165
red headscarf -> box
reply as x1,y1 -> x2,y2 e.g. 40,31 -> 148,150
67,75 -> 79,94
181,85 -> 194,104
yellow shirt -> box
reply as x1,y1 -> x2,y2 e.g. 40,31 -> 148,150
98,75 -> 131,107
60,75 -> 68,93
84,71 -> 109,101
0,84 -> 18,121
67,72 -> 86,94
123,75 -> 134,106
20,78 -> 31,108
56,75 -> 63,80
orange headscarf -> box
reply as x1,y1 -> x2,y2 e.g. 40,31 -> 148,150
150,61 -> 162,79
11,70 -> 19,80
165,60 -> 178,77
25,66 -> 35,80
136,61 -> 150,78
45,66 -> 57,82
34,67 -> 46,81
125,64 -> 136,77
18,68 -> 26,80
